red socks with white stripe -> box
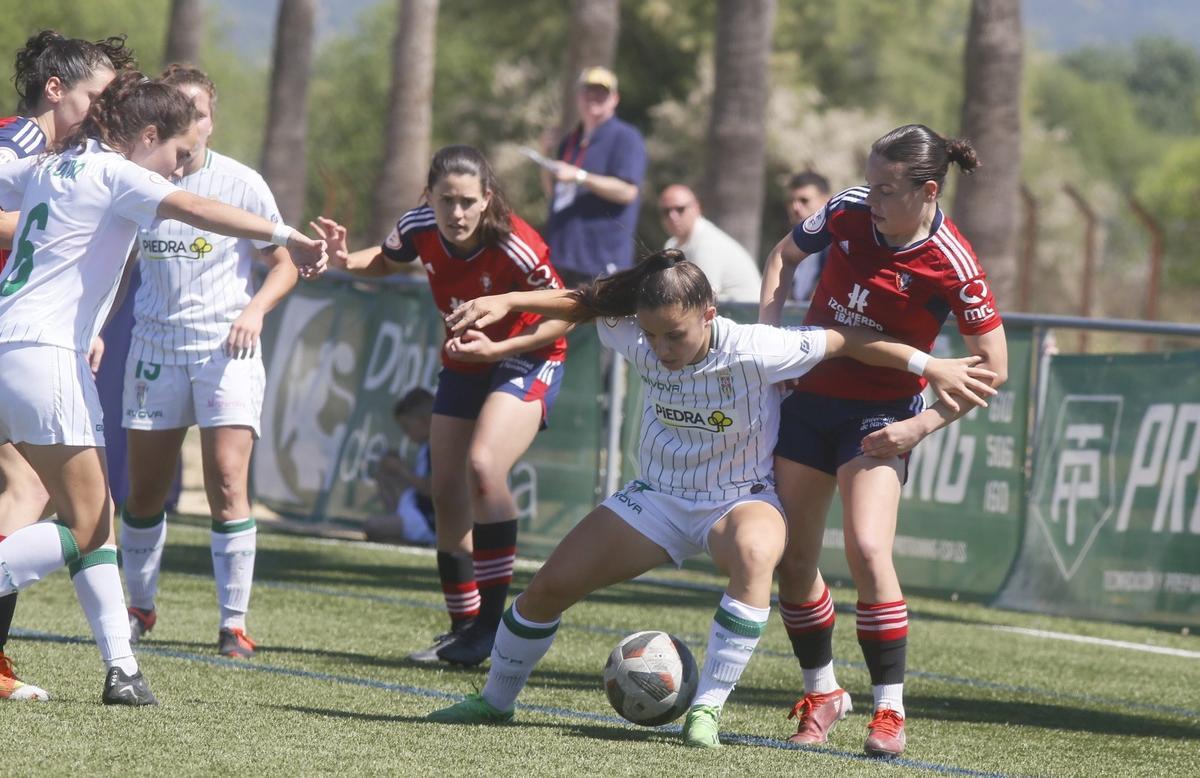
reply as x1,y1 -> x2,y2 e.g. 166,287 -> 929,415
779,585 -> 840,694
436,551 -> 479,626
472,520 -> 517,630
857,599 -> 908,717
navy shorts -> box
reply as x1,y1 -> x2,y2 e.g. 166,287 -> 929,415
773,391 -> 925,480
433,356 -> 565,429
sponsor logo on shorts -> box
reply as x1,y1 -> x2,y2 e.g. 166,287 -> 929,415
614,480 -> 652,514
126,409 -> 164,419
654,402 -> 736,433
208,397 -> 249,410
860,414 -> 897,431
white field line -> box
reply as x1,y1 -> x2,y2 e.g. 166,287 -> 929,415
989,625 -> 1200,659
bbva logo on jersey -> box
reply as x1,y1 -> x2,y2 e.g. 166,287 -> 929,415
654,401 -> 737,433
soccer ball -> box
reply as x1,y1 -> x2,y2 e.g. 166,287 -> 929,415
602,630 -> 698,726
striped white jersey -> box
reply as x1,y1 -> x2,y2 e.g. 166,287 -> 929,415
0,139 -> 179,352
131,149 -> 282,364
599,316 -> 827,500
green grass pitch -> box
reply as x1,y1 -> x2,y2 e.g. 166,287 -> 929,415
7,520 -> 1198,776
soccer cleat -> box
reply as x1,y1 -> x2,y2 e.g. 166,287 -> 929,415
128,607 -> 157,644
426,693 -> 514,724
102,666 -> 158,706
682,704 -> 723,748
436,622 -> 496,667
217,627 -> 257,659
787,688 -> 853,745
409,619 -> 474,663
864,708 -> 907,758
0,651 -> 49,701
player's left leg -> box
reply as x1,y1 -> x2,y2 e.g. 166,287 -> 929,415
200,424 -> 257,658
683,500 -> 787,747
436,389 -> 543,666
839,456 -> 908,758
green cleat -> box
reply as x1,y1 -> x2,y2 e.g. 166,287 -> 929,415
427,693 -> 514,725
681,704 -> 722,748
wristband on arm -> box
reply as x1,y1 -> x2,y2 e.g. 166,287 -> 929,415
906,350 -> 931,376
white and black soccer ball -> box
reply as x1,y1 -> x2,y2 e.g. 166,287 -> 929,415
602,630 -> 698,726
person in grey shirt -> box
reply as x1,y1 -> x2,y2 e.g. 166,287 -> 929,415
658,184 -> 761,303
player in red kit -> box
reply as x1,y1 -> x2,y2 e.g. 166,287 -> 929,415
313,145 -> 569,667
759,124 -> 1008,757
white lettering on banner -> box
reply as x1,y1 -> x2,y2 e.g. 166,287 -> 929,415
1115,402 -> 1200,535
988,390 -> 1016,424
822,528 -> 966,563
363,319 -> 440,396
509,461 -> 538,525
903,422 -> 975,505
338,412 -> 392,484
986,435 -> 1015,469
983,480 -> 1010,514
1050,423 -> 1104,547
1104,569 -> 1200,594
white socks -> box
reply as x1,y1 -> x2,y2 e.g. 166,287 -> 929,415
874,683 -> 905,717
693,593 -> 769,708
211,518 -> 256,630
70,546 -> 138,674
803,661 -> 841,695
481,600 -> 560,712
0,522 -> 76,595
119,510 -> 167,611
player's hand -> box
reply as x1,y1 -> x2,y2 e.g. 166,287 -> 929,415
443,329 -> 502,363
446,295 -> 511,336
923,355 -> 997,413
285,229 -> 327,279
310,217 -> 349,270
226,308 -> 264,359
87,336 -> 105,376
861,417 -> 927,459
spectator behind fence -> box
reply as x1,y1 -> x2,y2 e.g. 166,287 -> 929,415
364,388 -> 436,547
543,66 -> 647,287
659,184 -> 762,304
786,171 -> 832,303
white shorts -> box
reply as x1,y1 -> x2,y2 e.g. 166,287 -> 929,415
122,352 -> 265,436
601,480 -> 785,567
0,342 -> 105,447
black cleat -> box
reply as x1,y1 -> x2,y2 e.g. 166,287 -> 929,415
409,619 -> 474,663
436,622 -> 497,667
102,667 -> 159,706
217,627 -> 257,659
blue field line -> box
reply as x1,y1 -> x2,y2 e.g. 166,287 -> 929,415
13,628 -> 1014,778
245,577 -> 1200,721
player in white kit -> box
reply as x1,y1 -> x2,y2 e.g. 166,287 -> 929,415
426,250 -> 995,746
0,30 -> 135,703
0,71 -> 325,705
118,66 -> 298,660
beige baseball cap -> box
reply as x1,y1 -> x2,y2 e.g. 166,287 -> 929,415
578,66 -> 618,91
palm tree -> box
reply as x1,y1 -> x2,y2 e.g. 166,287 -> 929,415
557,0 -> 619,136
701,0 -> 776,259
164,0 -> 203,66
369,0 -> 440,244
952,0 -> 1023,307
261,0 -> 316,226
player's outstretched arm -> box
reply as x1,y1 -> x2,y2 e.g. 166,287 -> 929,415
823,326 -> 998,412
159,191 -> 326,276
759,235 -> 808,326
310,216 -> 411,277
446,289 -> 586,335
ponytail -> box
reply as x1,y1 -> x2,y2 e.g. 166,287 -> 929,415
13,30 -> 135,114
56,70 -> 197,154
571,249 -> 714,319
871,124 -> 981,192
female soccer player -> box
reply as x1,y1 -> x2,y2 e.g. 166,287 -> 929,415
0,71 -> 325,705
426,251 -> 996,747
759,124 -> 1008,757
118,65 -> 300,660
312,145 -> 570,667
0,29 -> 134,702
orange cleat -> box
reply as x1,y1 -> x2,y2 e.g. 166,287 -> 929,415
0,651 -> 49,701
787,688 -> 853,745
218,627 -> 257,659
864,708 -> 906,758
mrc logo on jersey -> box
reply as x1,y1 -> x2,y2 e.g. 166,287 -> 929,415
1029,394 -> 1124,580
653,402 -> 737,433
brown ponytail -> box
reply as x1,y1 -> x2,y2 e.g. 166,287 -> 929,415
570,249 -> 715,320
13,30 -> 135,114
55,70 -> 197,154
871,124 -> 982,192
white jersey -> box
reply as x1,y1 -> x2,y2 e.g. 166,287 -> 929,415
0,139 -> 178,352
131,149 -> 282,365
598,315 -> 827,500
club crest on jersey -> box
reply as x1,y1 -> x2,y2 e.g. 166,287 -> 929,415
896,271 -> 912,292
480,272 -> 493,293
717,370 -> 734,400
654,402 -> 736,433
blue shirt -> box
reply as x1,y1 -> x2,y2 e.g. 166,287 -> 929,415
545,116 -> 646,278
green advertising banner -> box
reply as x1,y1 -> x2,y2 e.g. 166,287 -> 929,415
254,278 -> 606,556
995,350 -> 1200,626
619,304 -> 1030,597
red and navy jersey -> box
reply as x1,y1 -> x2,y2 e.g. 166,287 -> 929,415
381,206 -> 568,373
791,186 -> 1002,401
0,116 -> 48,272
